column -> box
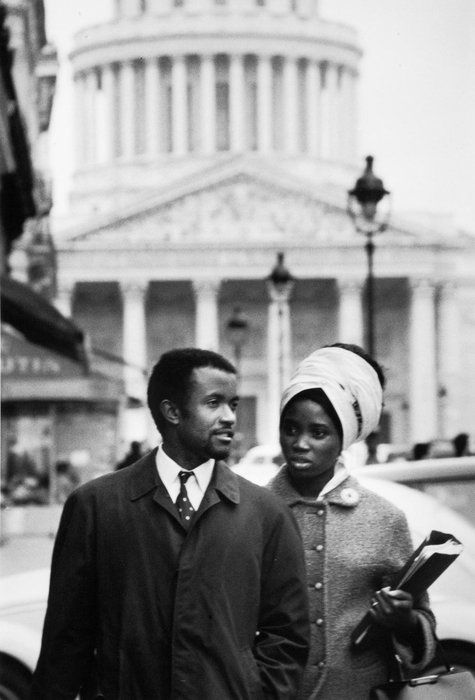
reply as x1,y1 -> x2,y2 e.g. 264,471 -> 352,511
282,56 -> 299,154
193,280 -> 220,351
85,69 -> 97,165
229,54 -> 245,151
438,281 -> 461,437
74,72 -> 86,169
257,55 -> 272,153
120,60 -> 136,159
319,63 -> 329,158
120,281 -> 148,402
306,58 -> 320,157
145,56 -> 160,155
201,54 -> 216,153
338,66 -> 352,162
266,285 -> 293,443
98,63 -> 115,163
409,279 -> 438,443
326,62 -> 339,160
171,55 -> 187,155
282,57 -> 298,153
337,279 -> 364,346
55,280 -> 76,318
347,69 -> 358,161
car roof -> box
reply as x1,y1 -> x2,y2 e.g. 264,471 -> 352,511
356,456 -> 475,484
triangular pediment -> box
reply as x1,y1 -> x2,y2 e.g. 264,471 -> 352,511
66,160 -> 355,247
62,157 -> 458,248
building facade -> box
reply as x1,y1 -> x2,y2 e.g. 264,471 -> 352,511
1,0 -> 124,497
51,0 -> 475,458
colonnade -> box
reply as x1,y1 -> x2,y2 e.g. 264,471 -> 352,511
55,276 -> 461,445
74,54 -> 357,168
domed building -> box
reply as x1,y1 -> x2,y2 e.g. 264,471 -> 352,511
50,0 -> 475,459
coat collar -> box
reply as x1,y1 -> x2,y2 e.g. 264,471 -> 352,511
269,465 -> 361,509
128,448 -> 240,505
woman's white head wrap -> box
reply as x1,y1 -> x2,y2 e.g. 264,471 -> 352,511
280,346 -> 383,450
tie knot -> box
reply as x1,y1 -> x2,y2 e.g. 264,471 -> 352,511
178,470 -> 193,484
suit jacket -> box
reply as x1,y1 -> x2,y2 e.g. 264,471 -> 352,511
30,451 -> 310,699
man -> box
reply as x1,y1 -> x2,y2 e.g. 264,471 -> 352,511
31,348 -> 309,699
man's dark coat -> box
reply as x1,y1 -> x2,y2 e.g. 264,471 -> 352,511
31,451 -> 309,699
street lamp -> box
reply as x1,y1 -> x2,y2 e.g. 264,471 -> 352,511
267,252 -> 295,299
226,306 -> 249,464
267,252 -> 295,435
347,155 -> 390,357
226,306 -> 249,378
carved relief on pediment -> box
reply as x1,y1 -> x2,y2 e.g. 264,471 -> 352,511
75,176 -> 353,246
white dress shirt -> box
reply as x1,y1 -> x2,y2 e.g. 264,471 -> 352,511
155,444 -> 215,510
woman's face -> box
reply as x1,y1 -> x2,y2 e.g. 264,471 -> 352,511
280,398 -> 342,483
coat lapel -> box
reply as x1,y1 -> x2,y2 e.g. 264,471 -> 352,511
127,451 -> 241,526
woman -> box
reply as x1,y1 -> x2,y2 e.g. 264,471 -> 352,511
268,342 -> 436,700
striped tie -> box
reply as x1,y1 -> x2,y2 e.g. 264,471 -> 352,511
176,471 -> 195,527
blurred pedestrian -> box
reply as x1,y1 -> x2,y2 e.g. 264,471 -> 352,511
268,342 -> 436,700
54,460 -> 79,504
453,432 -> 470,457
31,348 -> 309,699
365,430 -> 379,464
114,440 -> 143,470
412,442 -> 429,460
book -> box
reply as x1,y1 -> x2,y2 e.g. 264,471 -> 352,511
351,530 -> 463,649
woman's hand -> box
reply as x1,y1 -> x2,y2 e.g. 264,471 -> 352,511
369,587 -> 420,640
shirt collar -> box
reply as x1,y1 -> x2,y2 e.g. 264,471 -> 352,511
317,457 -> 350,501
156,443 -> 215,493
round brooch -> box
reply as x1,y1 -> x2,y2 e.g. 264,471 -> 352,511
340,487 -> 359,506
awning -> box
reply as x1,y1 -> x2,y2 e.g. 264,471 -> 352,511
1,275 -> 86,365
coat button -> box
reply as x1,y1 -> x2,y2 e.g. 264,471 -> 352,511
316,618 -> 323,626
318,661 -> 325,669
317,509 -> 324,516
316,544 -> 323,551
315,582 -> 323,590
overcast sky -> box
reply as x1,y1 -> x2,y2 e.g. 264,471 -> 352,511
320,0 -> 475,232
45,0 -> 475,232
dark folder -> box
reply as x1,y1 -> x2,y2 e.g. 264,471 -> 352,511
351,530 -> 463,648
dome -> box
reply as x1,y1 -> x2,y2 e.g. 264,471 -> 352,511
69,0 -> 360,195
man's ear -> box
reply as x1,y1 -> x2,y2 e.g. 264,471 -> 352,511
159,399 -> 181,426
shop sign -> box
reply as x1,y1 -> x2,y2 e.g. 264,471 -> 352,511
1,328 -> 82,379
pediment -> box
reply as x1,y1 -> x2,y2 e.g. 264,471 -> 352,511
64,159 -> 453,248
66,166 -> 357,247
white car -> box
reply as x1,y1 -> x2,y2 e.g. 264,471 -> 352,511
231,444 -> 283,485
0,568 -> 48,698
359,476 -> 475,674
1,475 -> 475,698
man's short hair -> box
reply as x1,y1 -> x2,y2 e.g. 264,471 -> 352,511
147,348 -> 237,433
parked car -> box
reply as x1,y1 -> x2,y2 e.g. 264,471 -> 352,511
0,568 -> 48,698
358,455 -> 475,527
1,469 -> 475,698
358,475 -> 475,676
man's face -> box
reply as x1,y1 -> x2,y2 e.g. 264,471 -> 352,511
176,366 -> 239,467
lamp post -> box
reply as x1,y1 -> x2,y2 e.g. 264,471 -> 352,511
226,306 -> 249,464
347,156 -> 390,358
267,252 -> 295,438
226,306 -> 249,379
